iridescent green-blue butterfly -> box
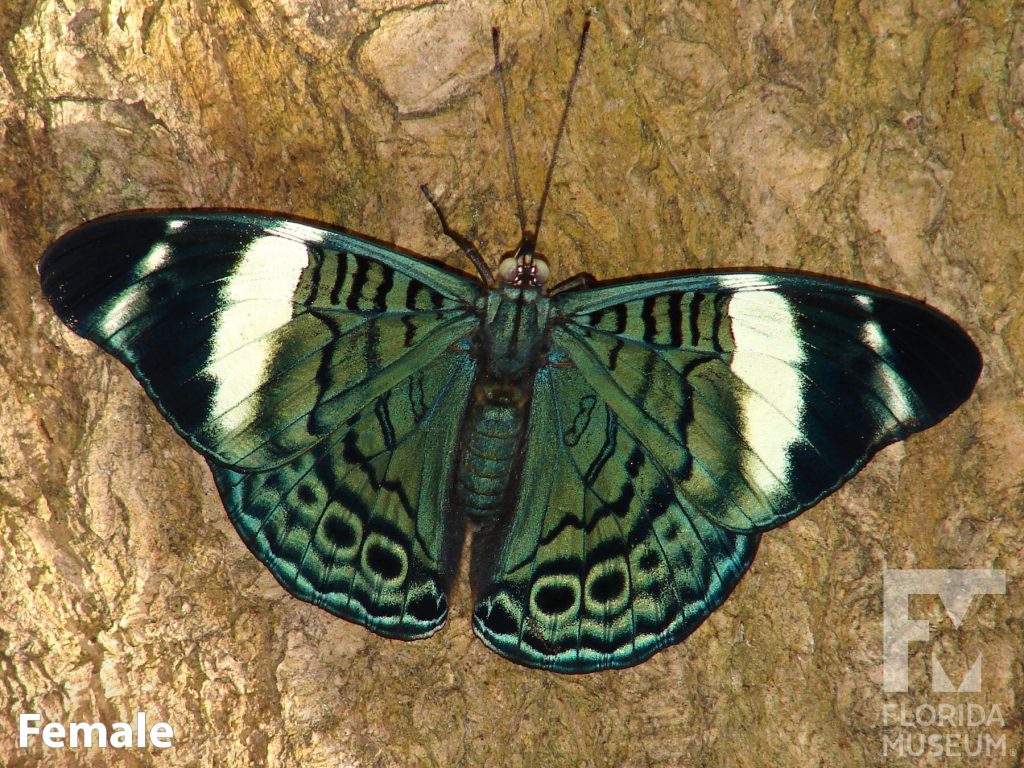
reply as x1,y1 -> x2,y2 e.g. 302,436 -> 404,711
38,207 -> 980,671
38,24 -> 980,673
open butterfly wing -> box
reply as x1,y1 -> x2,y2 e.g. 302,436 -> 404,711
209,350 -> 476,637
554,272 -> 981,532
472,357 -> 760,671
40,211 -> 482,638
39,212 -> 481,470
474,272 -> 980,670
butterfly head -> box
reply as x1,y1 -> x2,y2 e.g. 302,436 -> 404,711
497,234 -> 550,289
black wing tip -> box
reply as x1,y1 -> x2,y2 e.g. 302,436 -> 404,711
873,295 -> 983,420
39,213 -> 170,302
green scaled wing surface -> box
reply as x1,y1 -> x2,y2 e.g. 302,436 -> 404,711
473,272 -> 980,671
40,212 -> 481,638
41,210 -> 981,669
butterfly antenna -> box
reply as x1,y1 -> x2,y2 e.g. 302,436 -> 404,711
492,27 -> 529,243
533,14 -> 590,247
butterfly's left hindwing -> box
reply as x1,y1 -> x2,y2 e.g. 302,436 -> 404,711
40,211 -> 482,639
209,350 -> 476,638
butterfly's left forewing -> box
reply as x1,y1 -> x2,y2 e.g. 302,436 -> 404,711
40,211 -> 482,638
40,212 -> 481,469
474,271 -> 980,671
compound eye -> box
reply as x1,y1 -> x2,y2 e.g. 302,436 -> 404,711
532,257 -> 550,285
498,256 -> 519,283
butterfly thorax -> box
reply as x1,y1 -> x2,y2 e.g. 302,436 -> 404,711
455,284 -> 552,520
476,284 -> 552,381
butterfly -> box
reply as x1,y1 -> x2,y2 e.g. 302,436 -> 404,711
38,20 -> 981,672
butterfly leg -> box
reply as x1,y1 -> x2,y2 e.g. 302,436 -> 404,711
420,184 -> 495,285
549,272 -> 596,295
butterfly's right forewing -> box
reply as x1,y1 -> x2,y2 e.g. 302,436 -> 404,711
554,273 -> 981,532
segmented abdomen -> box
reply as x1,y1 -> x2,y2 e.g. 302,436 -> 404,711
455,386 -> 528,519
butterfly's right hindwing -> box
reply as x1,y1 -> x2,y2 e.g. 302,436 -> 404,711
472,359 -> 760,671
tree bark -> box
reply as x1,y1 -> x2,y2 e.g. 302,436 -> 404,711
2,1 -> 1021,766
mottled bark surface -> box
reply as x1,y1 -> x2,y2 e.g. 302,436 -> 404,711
1,1 -> 1022,766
